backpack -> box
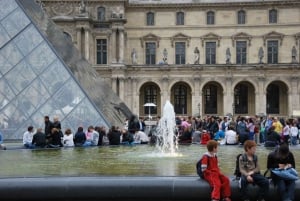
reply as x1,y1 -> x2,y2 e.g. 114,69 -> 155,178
196,154 -> 213,179
234,153 -> 257,179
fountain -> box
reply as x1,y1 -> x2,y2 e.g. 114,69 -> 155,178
154,100 -> 179,155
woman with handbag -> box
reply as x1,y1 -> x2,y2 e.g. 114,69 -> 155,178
267,142 -> 297,201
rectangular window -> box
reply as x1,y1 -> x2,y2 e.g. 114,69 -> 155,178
236,41 -> 247,64
146,42 -> 156,65
267,40 -> 278,64
96,39 -> 107,64
205,42 -> 216,64
269,9 -> 277,24
175,42 -> 185,64
147,12 -> 154,26
176,12 -> 184,25
238,10 -> 246,24
207,11 -> 215,25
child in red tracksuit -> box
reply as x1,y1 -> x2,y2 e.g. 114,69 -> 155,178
201,140 -> 231,201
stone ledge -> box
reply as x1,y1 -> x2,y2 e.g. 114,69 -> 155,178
0,176 -> 299,201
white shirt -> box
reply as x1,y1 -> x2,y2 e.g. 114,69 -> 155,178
290,126 -> 298,137
225,130 -> 237,144
134,131 -> 149,143
23,131 -> 34,145
63,134 -> 74,147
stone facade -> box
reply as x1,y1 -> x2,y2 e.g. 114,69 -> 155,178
41,0 -> 300,119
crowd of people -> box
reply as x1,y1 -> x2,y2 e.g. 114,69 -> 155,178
21,115 -> 150,149
175,114 -> 300,147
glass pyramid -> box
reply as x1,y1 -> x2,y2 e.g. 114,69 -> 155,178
0,0 -> 129,140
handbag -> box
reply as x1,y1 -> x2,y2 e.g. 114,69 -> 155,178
271,167 -> 299,180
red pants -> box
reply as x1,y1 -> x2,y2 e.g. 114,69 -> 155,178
204,172 -> 231,200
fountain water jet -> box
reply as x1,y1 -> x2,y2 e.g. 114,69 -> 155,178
154,100 -> 180,156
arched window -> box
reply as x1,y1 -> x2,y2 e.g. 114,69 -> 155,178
97,7 -> 105,21
237,10 -> 246,24
173,84 -> 187,115
267,84 -> 279,114
176,12 -> 184,25
269,9 -> 277,23
144,85 -> 158,115
207,11 -> 215,25
146,12 -> 154,26
204,85 -> 217,114
234,84 -> 248,114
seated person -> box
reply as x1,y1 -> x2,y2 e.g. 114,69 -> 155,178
108,126 -> 121,145
239,140 -> 269,201
48,128 -> 62,148
63,128 -> 74,147
178,126 -> 192,143
0,131 -> 6,150
267,143 -> 296,201
200,130 -> 211,145
23,126 -> 35,149
192,129 -> 201,144
225,126 -> 238,145
32,128 -> 46,148
264,126 -> 281,147
74,127 -> 86,147
133,130 -> 149,144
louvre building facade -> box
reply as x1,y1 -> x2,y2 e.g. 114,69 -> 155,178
42,0 -> 300,119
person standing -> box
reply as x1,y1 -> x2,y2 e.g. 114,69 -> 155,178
44,116 -> 54,144
201,140 -> 231,201
267,143 -> 296,201
239,140 -> 269,201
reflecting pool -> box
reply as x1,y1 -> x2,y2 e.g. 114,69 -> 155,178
0,144 -> 299,178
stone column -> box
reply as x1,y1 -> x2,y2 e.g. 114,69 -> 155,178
84,28 -> 90,61
224,77 -> 234,116
290,76 -> 299,116
161,76 -> 169,110
119,77 -> 125,101
118,28 -> 124,63
193,76 -> 201,116
111,78 -> 117,94
111,28 -> 117,63
76,27 -> 82,56
257,77 -> 266,115
132,77 -> 138,115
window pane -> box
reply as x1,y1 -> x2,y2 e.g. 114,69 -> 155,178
98,7 -> 105,21
176,12 -> 184,25
269,9 -> 277,23
238,10 -> 245,24
205,42 -> 216,64
144,85 -> 157,114
146,42 -> 156,65
96,39 -> 107,64
236,41 -> 247,64
207,11 -> 215,25
147,12 -> 154,26
174,84 -> 187,115
175,42 -> 185,64
267,40 -> 278,64
204,85 -> 217,114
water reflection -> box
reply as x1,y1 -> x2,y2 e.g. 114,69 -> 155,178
0,145 -> 299,178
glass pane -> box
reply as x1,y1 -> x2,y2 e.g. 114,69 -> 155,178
1,8 -> 30,38
0,0 -> 18,21
0,24 -> 10,48
0,42 -> 24,74
14,25 -> 43,56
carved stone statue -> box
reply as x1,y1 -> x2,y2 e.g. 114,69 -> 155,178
226,48 -> 231,64
292,46 -> 297,63
79,0 -> 86,14
194,47 -> 200,64
258,47 -> 264,64
131,48 -> 137,64
163,48 -> 168,64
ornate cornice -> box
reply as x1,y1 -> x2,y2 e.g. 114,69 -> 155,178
200,32 -> 221,47
170,33 -> 191,47
232,32 -> 252,47
263,31 -> 284,46
140,33 -> 161,48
